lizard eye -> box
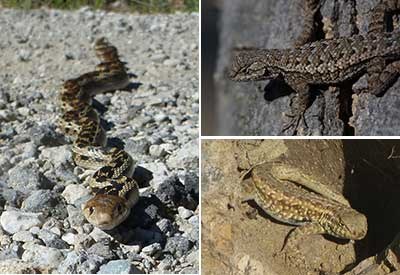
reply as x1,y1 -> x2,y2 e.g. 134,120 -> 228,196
89,207 -> 94,215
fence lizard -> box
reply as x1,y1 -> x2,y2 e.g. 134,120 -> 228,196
228,0 -> 400,135
239,159 -> 368,268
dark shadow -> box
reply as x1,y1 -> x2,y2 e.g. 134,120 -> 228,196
127,72 -> 138,78
106,137 -> 125,150
123,81 -> 142,91
342,140 -> 400,271
263,78 -> 293,102
99,118 -> 114,132
106,195 -> 171,246
132,166 -> 153,188
91,98 -> 108,115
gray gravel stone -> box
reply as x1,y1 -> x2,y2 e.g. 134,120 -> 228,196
0,210 -> 45,234
125,137 -> 151,155
37,229 -> 69,249
40,145 -> 72,167
87,242 -> 118,261
66,205 -> 86,227
73,234 -> 95,250
62,184 -> 91,205
167,139 -> 198,171
97,259 -> 142,274
21,190 -> 59,212
158,254 -> 174,272
140,162 -> 170,190
188,215 -> 199,243
20,141 -> 38,159
89,227 -> 112,242
22,243 -> 65,269
7,159 -> 49,192
57,251 -> 104,274
0,188 -> 23,207
164,235 -> 192,258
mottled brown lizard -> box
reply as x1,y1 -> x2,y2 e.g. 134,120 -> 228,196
229,0 -> 400,135
239,159 -> 368,267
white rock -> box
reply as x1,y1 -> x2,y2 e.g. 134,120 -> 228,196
29,226 -> 40,235
178,206 -> 194,219
0,210 -> 45,234
61,232 -> 76,245
40,145 -> 72,167
12,230 -> 35,242
120,243 -> 141,255
50,227 -> 62,236
149,144 -> 167,157
62,184 -> 91,205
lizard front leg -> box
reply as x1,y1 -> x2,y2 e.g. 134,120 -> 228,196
282,77 -> 311,135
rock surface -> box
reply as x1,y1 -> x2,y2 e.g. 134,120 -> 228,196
213,0 -> 400,135
0,7 -> 198,273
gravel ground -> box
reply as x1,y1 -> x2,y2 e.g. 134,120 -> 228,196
0,7 -> 199,274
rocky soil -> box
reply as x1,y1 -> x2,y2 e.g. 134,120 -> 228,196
202,140 -> 400,275
0,7 -> 199,274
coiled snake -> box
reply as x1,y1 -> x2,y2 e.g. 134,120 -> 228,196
59,38 -> 139,230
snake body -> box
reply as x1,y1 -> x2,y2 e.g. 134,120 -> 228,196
59,38 -> 139,230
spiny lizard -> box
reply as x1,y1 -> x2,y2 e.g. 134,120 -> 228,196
229,0 -> 400,135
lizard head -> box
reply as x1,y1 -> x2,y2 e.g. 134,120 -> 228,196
228,48 -> 277,81
328,208 -> 368,240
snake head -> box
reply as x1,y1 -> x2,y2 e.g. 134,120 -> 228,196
82,194 -> 130,230
228,48 -> 279,81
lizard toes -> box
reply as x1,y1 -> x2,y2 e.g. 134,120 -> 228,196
282,114 -> 301,135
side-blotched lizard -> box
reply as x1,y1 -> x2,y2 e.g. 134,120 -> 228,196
240,160 -> 368,266
229,0 -> 400,135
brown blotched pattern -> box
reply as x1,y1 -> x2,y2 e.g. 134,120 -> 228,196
58,38 -> 139,230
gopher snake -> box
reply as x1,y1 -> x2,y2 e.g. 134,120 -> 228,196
59,38 -> 139,230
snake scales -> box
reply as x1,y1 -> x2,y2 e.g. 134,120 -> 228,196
58,38 -> 139,230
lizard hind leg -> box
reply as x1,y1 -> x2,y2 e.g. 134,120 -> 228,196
293,0 -> 326,47
368,0 -> 400,34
